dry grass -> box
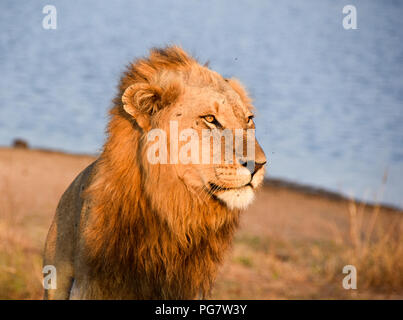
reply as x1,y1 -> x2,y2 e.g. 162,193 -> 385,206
0,181 -> 43,299
340,200 -> 403,291
0,147 -> 402,299
0,148 -> 94,299
212,191 -> 403,299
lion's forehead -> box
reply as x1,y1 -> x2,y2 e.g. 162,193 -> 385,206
177,86 -> 249,127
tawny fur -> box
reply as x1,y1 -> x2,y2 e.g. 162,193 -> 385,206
83,47 -> 239,299
43,46 -> 266,299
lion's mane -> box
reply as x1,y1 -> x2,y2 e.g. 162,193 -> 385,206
82,47 -> 240,299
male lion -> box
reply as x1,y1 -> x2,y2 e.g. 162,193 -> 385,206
43,46 -> 266,299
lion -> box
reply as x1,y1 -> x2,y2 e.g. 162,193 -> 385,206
43,46 -> 266,299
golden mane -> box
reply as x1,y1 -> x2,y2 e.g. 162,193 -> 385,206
82,46 -> 240,299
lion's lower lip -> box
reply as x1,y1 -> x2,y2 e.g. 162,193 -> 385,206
209,182 -> 252,192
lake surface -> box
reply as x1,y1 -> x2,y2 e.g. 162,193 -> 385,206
1,0 -> 402,207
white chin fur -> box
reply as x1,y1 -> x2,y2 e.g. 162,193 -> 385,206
216,186 -> 255,210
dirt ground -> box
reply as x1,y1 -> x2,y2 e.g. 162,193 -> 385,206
0,147 -> 402,299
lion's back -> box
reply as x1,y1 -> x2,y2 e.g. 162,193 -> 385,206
43,160 -> 97,299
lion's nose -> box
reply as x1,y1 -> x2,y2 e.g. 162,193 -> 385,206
240,160 -> 266,176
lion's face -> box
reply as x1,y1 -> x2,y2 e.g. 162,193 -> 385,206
140,81 -> 266,210
121,51 -> 266,211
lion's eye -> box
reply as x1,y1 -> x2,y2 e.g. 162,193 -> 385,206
203,115 -> 216,123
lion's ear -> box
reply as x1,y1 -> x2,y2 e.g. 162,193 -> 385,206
122,81 -> 182,130
122,83 -> 161,131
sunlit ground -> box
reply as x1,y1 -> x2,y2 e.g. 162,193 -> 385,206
0,147 -> 402,299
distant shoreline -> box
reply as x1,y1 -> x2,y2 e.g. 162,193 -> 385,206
264,177 -> 402,213
2,145 -> 402,213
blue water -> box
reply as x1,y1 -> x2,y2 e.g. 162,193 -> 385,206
1,0 -> 402,207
